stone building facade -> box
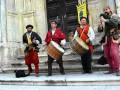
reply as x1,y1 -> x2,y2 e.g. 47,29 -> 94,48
0,0 -> 119,71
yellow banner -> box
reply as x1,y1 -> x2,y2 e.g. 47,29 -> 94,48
77,2 -> 87,23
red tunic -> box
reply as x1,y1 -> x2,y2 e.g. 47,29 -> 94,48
45,28 -> 66,45
77,25 -> 94,53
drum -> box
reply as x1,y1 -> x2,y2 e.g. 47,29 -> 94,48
47,41 -> 65,60
69,37 -> 89,55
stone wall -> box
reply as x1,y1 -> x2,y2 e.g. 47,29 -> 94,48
78,0 -> 116,44
0,0 -> 48,70
115,0 -> 120,17
0,0 -> 118,71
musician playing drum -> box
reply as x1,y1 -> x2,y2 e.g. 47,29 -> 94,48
74,17 -> 95,74
45,20 -> 66,76
23,24 -> 42,77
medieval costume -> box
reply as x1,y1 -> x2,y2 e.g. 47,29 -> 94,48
23,28 -> 42,76
45,28 -> 66,76
100,13 -> 120,75
74,24 -> 95,73
98,7 -> 120,75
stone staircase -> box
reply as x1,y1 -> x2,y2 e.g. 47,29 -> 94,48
1,43 -> 120,87
3,43 -> 108,74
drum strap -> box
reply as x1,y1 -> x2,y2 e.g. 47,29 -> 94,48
80,28 -> 85,38
78,26 -> 89,39
77,25 -> 94,53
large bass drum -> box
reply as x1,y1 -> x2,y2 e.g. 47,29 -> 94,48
69,37 -> 89,55
47,41 -> 65,60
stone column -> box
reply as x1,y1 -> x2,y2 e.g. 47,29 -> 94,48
0,0 -> 12,71
0,0 -> 1,43
115,0 -> 120,16
107,0 -> 116,11
0,0 -> 7,44
34,0 -> 48,44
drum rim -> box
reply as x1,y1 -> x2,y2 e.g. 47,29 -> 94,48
50,41 -> 65,53
75,37 -> 89,50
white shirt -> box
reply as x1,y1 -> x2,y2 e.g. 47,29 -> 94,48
26,32 -> 32,37
52,30 -> 55,35
61,39 -> 66,46
74,26 -> 95,44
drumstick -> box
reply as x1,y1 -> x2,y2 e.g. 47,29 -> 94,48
42,44 -> 47,51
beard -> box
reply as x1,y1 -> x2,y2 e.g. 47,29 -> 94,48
105,12 -> 109,15
27,31 -> 32,33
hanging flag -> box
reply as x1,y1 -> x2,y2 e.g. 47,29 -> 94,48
77,2 -> 87,23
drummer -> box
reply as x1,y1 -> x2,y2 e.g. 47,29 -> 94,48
45,20 -> 66,76
74,17 -> 95,74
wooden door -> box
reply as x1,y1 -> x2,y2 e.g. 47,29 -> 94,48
46,0 -> 78,40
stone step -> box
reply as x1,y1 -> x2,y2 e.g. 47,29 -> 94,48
0,72 -> 120,86
8,53 -> 105,73
12,54 -> 103,66
3,63 -> 109,73
1,45 -> 105,73
16,48 -> 103,60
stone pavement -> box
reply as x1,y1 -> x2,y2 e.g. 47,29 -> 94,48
0,71 -> 120,86
0,85 -> 120,90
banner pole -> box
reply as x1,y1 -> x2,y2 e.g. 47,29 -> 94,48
86,0 -> 89,23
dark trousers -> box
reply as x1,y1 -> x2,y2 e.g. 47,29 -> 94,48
48,55 -> 65,75
81,51 -> 92,73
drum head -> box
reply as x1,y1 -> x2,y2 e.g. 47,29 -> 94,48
50,41 -> 65,53
75,37 -> 89,50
